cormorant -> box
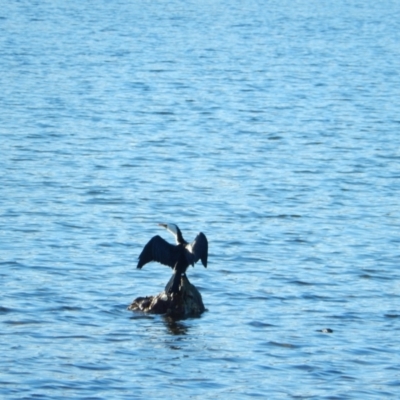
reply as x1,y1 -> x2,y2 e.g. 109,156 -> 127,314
137,223 -> 208,293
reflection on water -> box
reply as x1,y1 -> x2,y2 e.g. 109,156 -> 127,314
163,317 -> 189,336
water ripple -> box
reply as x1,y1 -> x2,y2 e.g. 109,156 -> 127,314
1,0 -> 399,398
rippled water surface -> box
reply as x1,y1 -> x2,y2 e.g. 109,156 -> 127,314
1,0 -> 400,398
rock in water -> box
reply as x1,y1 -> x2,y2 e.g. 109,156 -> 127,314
128,275 -> 205,319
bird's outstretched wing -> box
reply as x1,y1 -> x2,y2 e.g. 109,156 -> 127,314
187,232 -> 208,268
137,235 -> 177,269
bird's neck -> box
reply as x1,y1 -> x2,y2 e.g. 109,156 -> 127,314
176,228 -> 186,245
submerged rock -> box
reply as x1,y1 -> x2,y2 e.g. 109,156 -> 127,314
128,275 -> 205,319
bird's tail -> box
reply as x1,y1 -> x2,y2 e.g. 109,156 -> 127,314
165,270 -> 181,294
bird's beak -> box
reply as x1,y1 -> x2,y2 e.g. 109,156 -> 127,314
158,223 -> 167,229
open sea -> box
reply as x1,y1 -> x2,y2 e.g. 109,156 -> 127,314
1,0 -> 400,398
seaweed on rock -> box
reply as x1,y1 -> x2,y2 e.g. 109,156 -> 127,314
128,275 -> 205,319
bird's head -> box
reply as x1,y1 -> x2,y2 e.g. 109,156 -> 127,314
158,223 -> 182,244
159,223 -> 178,235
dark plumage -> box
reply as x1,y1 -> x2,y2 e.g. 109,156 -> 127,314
137,223 -> 208,293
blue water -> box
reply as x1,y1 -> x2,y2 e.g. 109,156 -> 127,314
1,0 -> 400,398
